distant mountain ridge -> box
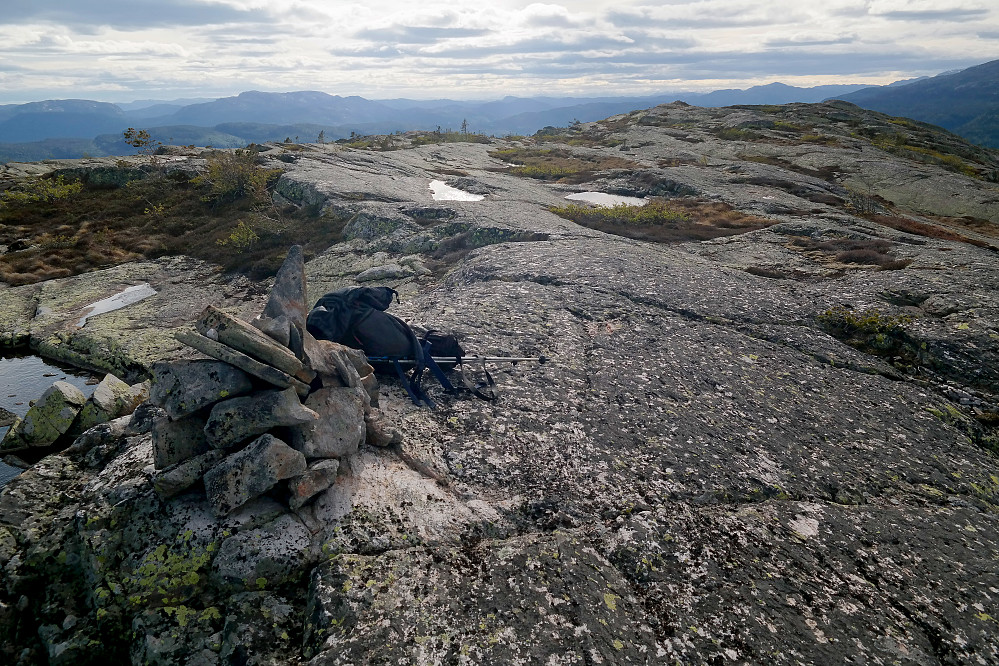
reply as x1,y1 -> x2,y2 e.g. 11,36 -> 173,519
0,63 -> 994,162
831,59 -> 999,147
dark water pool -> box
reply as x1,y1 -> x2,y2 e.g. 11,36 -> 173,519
1,351 -> 99,483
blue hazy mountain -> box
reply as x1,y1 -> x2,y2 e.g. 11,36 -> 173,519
0,100 -> 127,143
831,59 -> 999,147
0,65 -> 993,162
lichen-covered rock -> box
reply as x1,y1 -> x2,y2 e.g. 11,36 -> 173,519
304,532 -> 659,664
210,514 -> 312,591
151,412 -> 210,469
0,380 -> 86,451
291,387 -> 365,459
197,305 -> 308,380
69,373 -> 145,437
355,263 -> 412,282
149,359 -> 253,419
203,387 -> 318,450
218,592 -> 301,665
2,109 -> 999,665
152,449 -> 225,499
288,459 -> 340,510
203,434 -> 307,515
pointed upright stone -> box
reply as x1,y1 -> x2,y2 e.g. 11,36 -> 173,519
253,245 -> 308,358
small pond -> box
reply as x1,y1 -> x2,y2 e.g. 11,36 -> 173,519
429,180 -> 484,202
1,351 -> 99,482
564,192 -> 648,207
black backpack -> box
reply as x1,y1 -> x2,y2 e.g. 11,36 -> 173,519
306,287 -> 495,407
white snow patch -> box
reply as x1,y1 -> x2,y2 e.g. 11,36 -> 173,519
564,192 -> 648,207
429,180 -> 484,201
77,283 -> 157,328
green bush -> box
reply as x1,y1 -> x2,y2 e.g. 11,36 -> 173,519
193,150 -> 279,204
817,305 -> 913,336
216,220 -> 259,252
1,175 -> 82,207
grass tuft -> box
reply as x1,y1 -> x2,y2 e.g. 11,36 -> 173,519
550,198 -> 776,243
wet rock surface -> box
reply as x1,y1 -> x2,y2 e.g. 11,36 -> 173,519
1,102 -> 999,664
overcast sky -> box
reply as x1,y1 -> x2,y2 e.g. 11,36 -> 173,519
0,0 -> 996,104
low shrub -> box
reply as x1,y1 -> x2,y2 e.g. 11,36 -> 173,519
790,235 -> 910,269
872,215 -> 992,249
0,152 -> 346,285
193,150 -> 280,205
817,305 -> 913,335
550,198 -> 776,243
488,147 -> 639,184
1,175 -> 82,206
714,127 -> 760,141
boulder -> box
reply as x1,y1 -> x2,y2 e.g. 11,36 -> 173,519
302,334 -> 361,388
69,373 -> 146,437
218,592 -> 301,665
175,329 -> 310,397
203,387 -> 319,450
152,449 -> 226,499
196,305 -> 312,382
149,359 -> 254,419
291,387 -> 365,459
125,402 -> 166,436
65,414 -> 130,457
211,515 -> 312,591
359,372 -> 379,407
0,381 -> 86,451
151,413 -> 211,469
203,434 -> 307,515
288,459 -> 340,510
342,346 -> 374,377
355,263 -> 412,282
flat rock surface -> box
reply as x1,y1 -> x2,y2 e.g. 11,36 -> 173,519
1,101 -> 998,664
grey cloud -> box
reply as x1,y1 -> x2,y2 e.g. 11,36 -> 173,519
210,36 -> 281,46
765,36 -> 857,47
354,26 -> 490,44
607,9 -> 781,29
402,48 -> 982,82
979,31 -> 999,39
878,8 -> 990,22
368,34 -> 694,61
2,0 -> 270,30
330,46 -> 406,59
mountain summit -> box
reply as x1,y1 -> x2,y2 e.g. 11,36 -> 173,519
833,58 -> 999,147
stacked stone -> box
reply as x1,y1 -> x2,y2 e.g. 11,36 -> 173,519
148,245 -> 400,516
0,373 -> 149,453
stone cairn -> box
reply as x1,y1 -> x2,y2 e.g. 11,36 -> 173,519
148,245 -> 400,515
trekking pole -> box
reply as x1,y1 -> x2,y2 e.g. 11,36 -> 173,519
367,355 -> 548,365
